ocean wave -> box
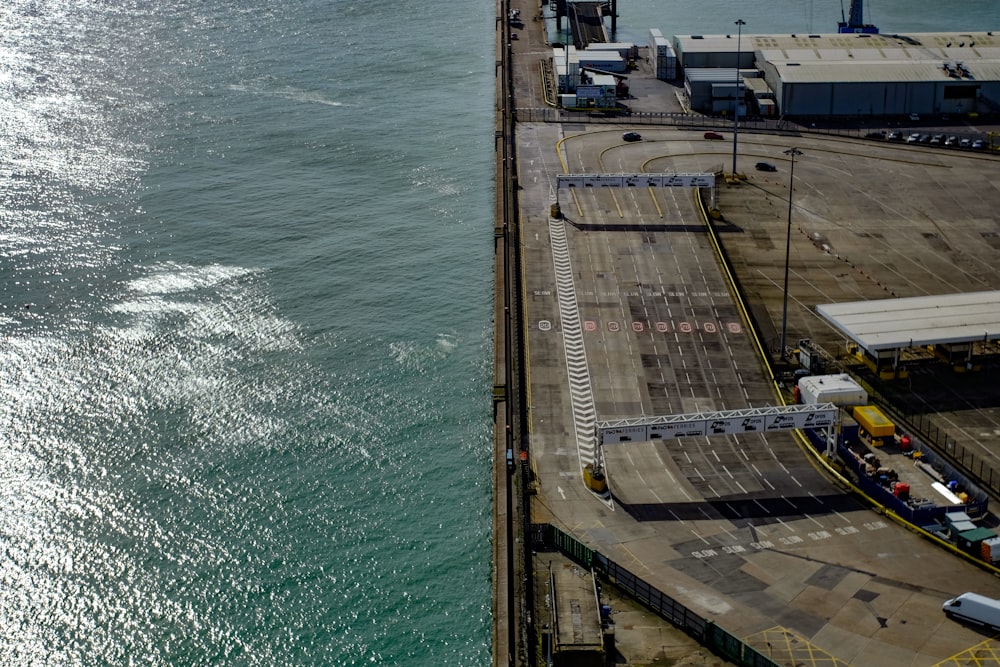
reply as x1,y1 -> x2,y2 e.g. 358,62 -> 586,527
126,262 -> 257,294
228,82 -> 345,107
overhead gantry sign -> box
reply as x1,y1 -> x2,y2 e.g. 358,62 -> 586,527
557,173 -> 716,189
595,403 -> 838,445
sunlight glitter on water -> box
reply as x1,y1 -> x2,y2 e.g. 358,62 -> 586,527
1,0 -> 493,662
0,263 -> 323,663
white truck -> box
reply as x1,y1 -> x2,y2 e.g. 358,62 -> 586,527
942,592 -> 1000,630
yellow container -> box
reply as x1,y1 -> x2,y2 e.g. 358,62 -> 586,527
584,464 -> 608,495
853,405 -> 895,438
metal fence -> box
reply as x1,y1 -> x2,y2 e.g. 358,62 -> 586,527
512,106 -> 903,140
594,553 -> 707,639
854,374 -> 1000,498
906,412 -> 1000,492
532,523 -> 782,667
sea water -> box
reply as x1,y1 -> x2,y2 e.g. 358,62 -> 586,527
1,0 -> 493,664
0,0 -> 997,664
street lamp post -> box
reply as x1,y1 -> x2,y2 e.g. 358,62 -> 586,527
780,147 -> 803,361
732,19 -> 746,177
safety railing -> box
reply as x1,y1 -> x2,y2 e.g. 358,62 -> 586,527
532,523 -> 781,667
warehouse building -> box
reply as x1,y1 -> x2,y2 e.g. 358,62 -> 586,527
672,31 -> 1000,117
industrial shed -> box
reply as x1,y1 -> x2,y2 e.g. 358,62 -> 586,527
673,31 -> 1000,117
759,59 -> 985,116
758,45 -> 1000,116
673,34 -> 757,70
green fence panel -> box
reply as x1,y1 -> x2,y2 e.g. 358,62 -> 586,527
551,525 -> 593,568
705,623 -> 782,667
534,524 -> 781,667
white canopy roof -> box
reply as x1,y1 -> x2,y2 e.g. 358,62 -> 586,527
817,291 -> 1000,351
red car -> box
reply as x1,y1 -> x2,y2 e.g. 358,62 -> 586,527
704,131 -> 724,140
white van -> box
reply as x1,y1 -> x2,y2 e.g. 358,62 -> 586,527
942,593 -> 1000,629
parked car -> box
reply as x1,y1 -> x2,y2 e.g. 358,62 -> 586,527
972,139 -> 986,149
929,134 -> 944,145
960,138 -> 972,148
906,133 -> 921,143
622,132 -> 641,142
704,131 -> 724,140
918,134 -> 932,143
944,136 -> 958,146
754,162 -> 777,172
909,113 -> 921,121
887,130 -> 902,141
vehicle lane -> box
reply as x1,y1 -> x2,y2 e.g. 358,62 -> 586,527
551,131 -> 849,520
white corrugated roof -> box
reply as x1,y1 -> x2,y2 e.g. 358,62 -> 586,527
675,31 -> 1000,56
685,67 -> 754,83
762,58 -> 994,83
817,291 -> 1000,351
743,77 -> 771,93
675,31 -> 1000,81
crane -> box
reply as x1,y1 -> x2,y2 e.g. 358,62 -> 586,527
838,0 -> 879,34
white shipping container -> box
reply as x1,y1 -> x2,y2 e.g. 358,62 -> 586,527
586,42 -> 637,60
655,56 -> 677,80
649,32 -> 671,56
798,374 -> 868,406
578,54 -> 626,73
